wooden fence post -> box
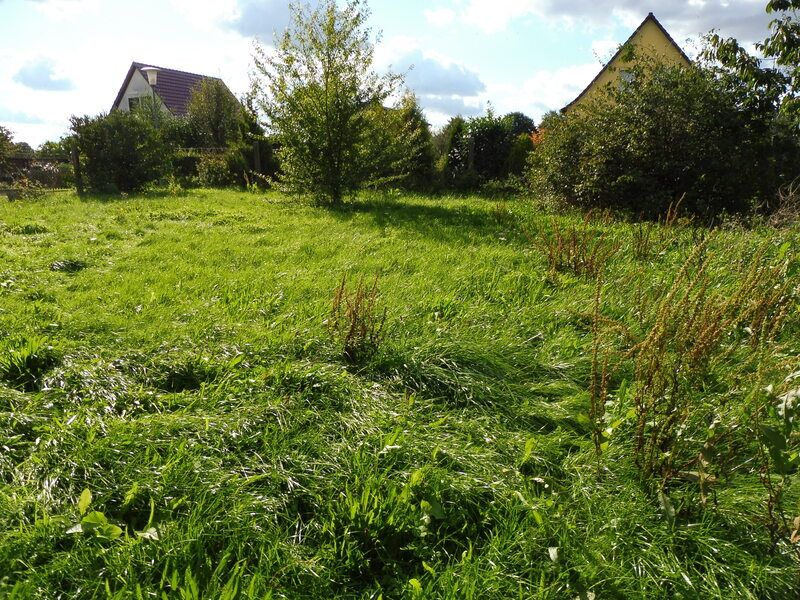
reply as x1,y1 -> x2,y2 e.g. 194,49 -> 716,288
71,143 -> 84,196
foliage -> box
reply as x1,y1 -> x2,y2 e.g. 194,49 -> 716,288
434,109 -> 536,191
705,0 -> 800,123
196,146 -> 248,188
528,62 -> 800,218
252,0 -> 402,204
186,79 -> 244,148
70,110 -> 170,193
534,219 -> 620,278
390,92 -> 435,191
0,125 -> 13,180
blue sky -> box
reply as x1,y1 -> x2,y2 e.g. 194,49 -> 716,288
0,0 -> 776,146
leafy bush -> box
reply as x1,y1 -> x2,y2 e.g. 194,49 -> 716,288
196,145 -> 248,188
528,62 -> 800,218
70,110 -> 171,193
434,110 -> 536,192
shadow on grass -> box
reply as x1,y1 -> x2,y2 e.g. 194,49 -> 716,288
325,196 -> 524,244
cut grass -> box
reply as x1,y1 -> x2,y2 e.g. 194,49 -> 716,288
0,190 -> 798,598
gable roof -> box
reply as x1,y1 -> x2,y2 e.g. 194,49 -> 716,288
111,62 -> 229,116
563,13 -> 691,112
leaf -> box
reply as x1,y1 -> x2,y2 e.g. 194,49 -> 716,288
657,490 -> 676,525
409,468 -> 425,487
777,240 -> 791,261
422,561 -> 436,576
77,488 -> 92,516
421,498 -> 444,520
521,437 -> 537,463
97,523 -> 123,540
80,511 -> 108,533
66,523 -> 83,534
408,579 -> 423,594
760,425 -> 787,451
136,527 -> 160,540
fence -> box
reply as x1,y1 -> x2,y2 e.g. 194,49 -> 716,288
0,153 -> 74,199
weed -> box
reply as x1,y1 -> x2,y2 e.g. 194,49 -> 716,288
618,242 -> 793,485
328,274 -> 387,363
630,222 -> 654,261
0,337 -> 60,391
535,219 -> 619,278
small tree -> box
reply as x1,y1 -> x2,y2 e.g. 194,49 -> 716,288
71,110 -> 169,193
0,126 -> 13,180
705,0 -> 800,122
186,79 -> 244,148
252,0 -> 401,204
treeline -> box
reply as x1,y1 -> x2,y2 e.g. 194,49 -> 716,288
23,0 -> 800,221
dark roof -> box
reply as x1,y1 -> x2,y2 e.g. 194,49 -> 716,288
111,62 -> 231,116
562,13 -> 691,112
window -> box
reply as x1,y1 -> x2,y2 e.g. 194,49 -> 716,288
128,96 -> 141,111
619,70 -> 635,90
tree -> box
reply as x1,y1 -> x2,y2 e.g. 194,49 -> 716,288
0,126 -> 13,181
705,1 -> 800,122
252,0 -> 401,204
186,79 -> 244,148
527,61 -> 798,218
71,111 -> 169,193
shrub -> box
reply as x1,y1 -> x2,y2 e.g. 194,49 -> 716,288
528,62 -> 800,218
196,145 -> 248,188
70,110 -> 171,193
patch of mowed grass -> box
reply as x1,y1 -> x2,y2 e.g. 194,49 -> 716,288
0,189 -> 798,598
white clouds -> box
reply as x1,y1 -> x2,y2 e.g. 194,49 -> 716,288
461,0 -> 536,34
375,38 -> 487,124
424,8 -> 456,27
434,0 -> 770,43
28,0 -> 98,19
227,0 -> 292,43
591,39 -> 619,62
13,58 -> 74,91
169,0 -> 238,27
488,62 -> 600,119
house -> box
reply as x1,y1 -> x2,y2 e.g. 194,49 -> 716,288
563,13 -> 691,113
111,62 -> 233,117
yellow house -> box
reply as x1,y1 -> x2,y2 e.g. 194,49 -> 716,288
563,13 -> 691,113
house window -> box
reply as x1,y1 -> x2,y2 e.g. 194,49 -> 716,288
128,96 -> 141,111
619,70 -> 635,89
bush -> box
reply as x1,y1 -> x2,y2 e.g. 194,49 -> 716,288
70,111 -> 171,193
528,62 -> 800,218
196,145 -> 248,188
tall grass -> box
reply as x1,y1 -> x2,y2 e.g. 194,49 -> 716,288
0,190 -> 798,598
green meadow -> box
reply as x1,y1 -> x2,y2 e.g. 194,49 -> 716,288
1,190 -> 798,598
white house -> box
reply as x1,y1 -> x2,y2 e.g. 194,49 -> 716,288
111,62 -> 233,116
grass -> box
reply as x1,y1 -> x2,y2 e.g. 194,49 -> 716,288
0,189 -> 798,598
